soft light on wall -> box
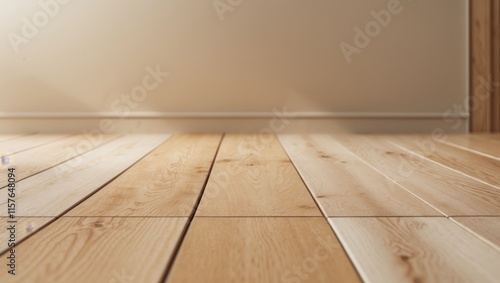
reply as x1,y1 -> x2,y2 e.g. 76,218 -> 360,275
0,0 -> 468,133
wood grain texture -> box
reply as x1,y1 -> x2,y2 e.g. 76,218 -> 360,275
470,0 -> 500,132
0,217 -> 54,254
196,134 -> 321,216
493,0 -> 500,132
391,136 -> 500,189
0,134 -> 118,188
470,0 -> 492,132
214,133 -> 288,161
167,217 -> 360,283
0,134 -> 68,155
67,134 -> 221,217
451,217 -> 500,251
0,217 -> 187,283
442,135 -> 500,158
279,135 -> 440,217
329,217 -> 500,283
337,136 -> 500,216
0,134 -> 169,217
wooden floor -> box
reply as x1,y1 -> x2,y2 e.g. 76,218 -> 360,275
0,133 -> 499,283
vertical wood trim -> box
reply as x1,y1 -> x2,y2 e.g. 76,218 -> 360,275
492,0 -> 500,131
470,0 -> 500,132
470,0 -> 492,132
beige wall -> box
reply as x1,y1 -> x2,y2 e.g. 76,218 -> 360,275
0,0 -> 468,133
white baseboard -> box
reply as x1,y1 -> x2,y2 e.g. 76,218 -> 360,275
0,111 -> 469,119
0,112 -> 468,134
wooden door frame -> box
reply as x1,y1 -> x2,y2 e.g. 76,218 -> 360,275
470,0 -> 500,132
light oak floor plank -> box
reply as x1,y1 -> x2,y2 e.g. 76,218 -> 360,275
451,217 -> 500,251
0,134 -> 118,188
329,217 -> 500,283
0,134 -> 169,217
167,217 -> 361,283
2,133 -> 499,283
214,133 -> 289,161
0,217 -> 54,254
390,136 -> 500,189
0,217 -> 187,283
443,135 -> 500,159
66,134 -> 222,217
196,134 -> 321,216
279,135 -> 440,217
337,136 -> 500,216
0,134 -> 68,155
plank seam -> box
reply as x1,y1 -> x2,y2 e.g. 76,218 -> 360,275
449,217 -> 500,252
276,135 -> 327,218
438,139 -> 500,161
159,133 -> 225,282
0,133 -> 34,143
0,135 -> 121,190
327,219 -> 372,283
276,134 -> 365,282
53,135 -> 174,217
1,134 -> 70,155
388,139 -> 500,190
0,135 -> 173,257
334,138 -> 449,217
